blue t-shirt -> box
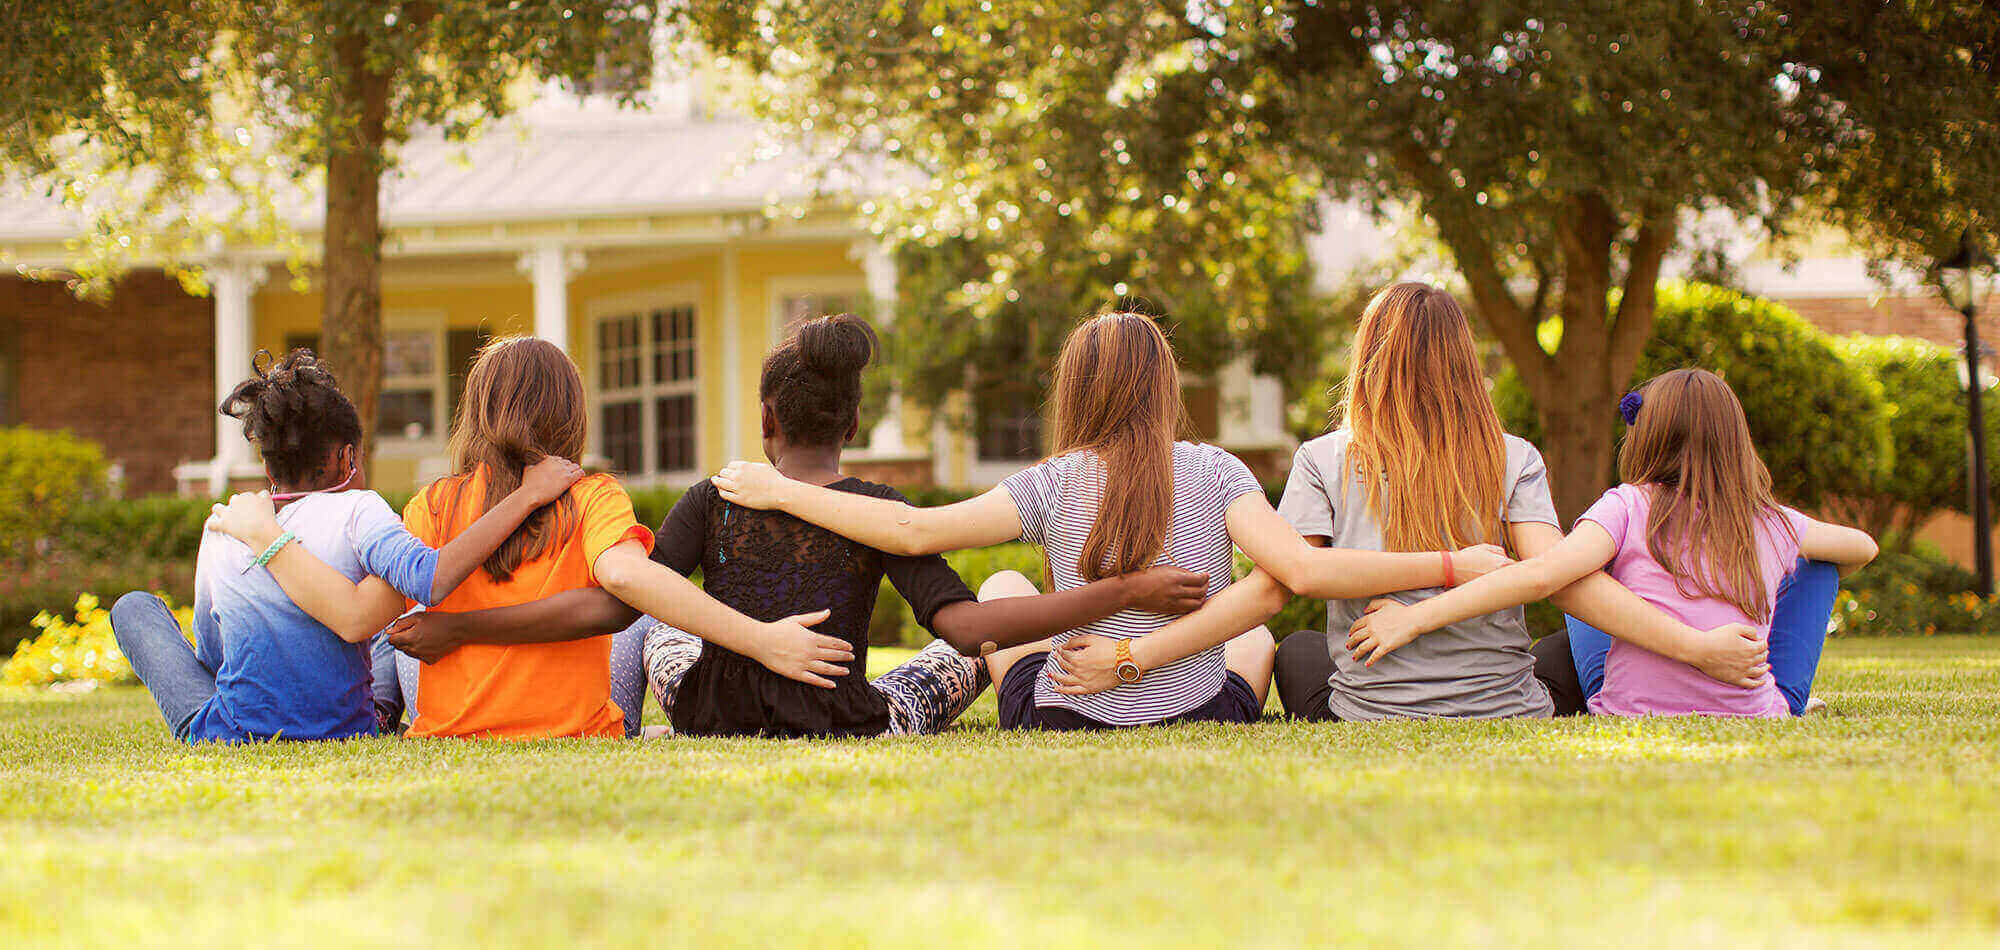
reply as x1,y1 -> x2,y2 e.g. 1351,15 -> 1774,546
184,490 -> 440,743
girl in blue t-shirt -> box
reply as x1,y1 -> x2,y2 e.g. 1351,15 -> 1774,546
111,349 -> 580,742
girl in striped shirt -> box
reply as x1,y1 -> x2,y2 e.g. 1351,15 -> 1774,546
712,308 -> 1512,729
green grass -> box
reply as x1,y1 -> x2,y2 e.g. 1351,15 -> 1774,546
3,637 -> 1997,948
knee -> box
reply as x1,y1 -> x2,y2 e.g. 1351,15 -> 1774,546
109,591 -> 166,638
977,569 -> 1039,602
1232,624 -> 1277,657
1275,628 -> 1327,665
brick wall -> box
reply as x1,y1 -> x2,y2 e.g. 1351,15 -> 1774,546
1780,292 -> 2000,352
1,272 -> 213,495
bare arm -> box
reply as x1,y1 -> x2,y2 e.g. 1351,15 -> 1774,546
421,457 -> 584,603
592,541 -> 854,688
385,588 -> 641,663
260,551 -> 409,644
1046,569 -> 1290,695
1344,524 -> 1618,665
1798,517 -> 1879,577
1515,521 -> 1770,688
927,565 -> 1209,656
710,461 -> 1024,556
1225,493 -> 1504,599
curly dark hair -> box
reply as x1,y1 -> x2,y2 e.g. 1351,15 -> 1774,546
219,348 -> 362,487
759,314 -> 877,447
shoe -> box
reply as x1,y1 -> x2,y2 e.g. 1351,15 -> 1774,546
1802,696 -> 1828,716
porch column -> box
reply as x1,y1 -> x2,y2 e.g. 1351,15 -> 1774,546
720,244 -> 743,461
518,244 -> 583,351
851,239 -> 908,454
1217,355 -> 1289,449
209,260 -> 265,496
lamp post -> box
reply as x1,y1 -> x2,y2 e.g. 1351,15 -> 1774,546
1941,228 -> 1997,596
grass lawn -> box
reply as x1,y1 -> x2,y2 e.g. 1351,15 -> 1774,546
3,636 -> 1996,947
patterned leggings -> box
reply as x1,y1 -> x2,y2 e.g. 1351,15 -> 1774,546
643,623 -> 983,736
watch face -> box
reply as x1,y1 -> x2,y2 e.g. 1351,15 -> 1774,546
1116,662 -> 1141,684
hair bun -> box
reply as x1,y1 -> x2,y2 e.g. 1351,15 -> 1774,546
796,314 -> 875,377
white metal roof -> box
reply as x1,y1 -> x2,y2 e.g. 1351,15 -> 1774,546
0,103 -> 879,242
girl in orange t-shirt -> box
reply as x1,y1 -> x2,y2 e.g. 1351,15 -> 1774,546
375,337 -> 850,738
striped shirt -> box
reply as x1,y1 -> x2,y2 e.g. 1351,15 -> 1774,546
1002,441 -> 1263,725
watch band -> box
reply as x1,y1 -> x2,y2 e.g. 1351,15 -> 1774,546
1114,639 -> 1142,684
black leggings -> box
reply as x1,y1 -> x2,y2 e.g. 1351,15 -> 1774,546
1273,629 -> 1589,720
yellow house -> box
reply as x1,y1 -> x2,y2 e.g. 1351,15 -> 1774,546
1,96 -> 1296,496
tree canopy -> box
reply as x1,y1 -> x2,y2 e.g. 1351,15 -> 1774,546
685,0 -> 2000,516
2,1 -> 658,462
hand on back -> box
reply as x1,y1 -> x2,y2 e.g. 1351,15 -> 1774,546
711,460 -> 789,510
520,455 -> 585,506
1345,598 -> 1423,666
751,609 -> 855,688
1686,622 -> 1771,689
206,491 -> 281,547
386,610 -> 462,664
1123,565 -> 1210,614
1049,635 -> 1121,695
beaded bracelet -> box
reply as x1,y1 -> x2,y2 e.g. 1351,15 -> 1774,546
244,530 -> 297,573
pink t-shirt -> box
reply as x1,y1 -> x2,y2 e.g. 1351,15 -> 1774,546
1578,484 -> 1809,718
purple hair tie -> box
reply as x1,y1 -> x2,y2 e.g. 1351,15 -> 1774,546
1618,390 -> 1644,426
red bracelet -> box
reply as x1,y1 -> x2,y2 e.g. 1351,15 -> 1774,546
1442,550 -> 1455,587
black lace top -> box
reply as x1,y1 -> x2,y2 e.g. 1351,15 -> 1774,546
650,478 -> 977,737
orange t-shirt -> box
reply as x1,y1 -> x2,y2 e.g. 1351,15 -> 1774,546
402,470 -> 653,738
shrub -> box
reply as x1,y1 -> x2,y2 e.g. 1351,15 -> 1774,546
870,543 -> 1048,646
1496,283 -> 1893,510
1828,335 -> 2000,548
1832,545 -> 2000,636
2,592 -> 194,687
0,428 -> 109,560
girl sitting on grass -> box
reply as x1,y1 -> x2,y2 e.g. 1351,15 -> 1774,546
1346,368 -> 1878,717
112,349 -> 582,743
211,338 -> 853,739
385,314 -> 1210,738
711,306 -> 1518,731
1051,283 -> 1768,720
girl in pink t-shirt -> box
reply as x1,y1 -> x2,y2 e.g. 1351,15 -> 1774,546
1345,368 -> 1877,717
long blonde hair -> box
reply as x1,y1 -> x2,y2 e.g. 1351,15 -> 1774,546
1049,309 -> 1192,581
437,337 -> 586,582
1339,282 -> 1508,552
1619,368 -> 1793,621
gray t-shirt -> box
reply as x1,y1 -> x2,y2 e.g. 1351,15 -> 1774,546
1276,430 -> 1559,720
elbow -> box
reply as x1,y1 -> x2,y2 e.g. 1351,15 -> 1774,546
596,559 -> 640,603
1261,557 -> 1311,599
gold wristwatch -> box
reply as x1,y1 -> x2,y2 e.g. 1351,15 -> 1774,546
1114,639 -> 1143,685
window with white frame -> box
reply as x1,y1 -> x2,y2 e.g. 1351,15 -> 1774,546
287,322 -> 448,444
597,303 -> 698,478
379,328 -> 445,442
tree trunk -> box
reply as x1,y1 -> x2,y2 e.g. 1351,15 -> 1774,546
319,30 -> 393,476
1537,378 -> 1622,524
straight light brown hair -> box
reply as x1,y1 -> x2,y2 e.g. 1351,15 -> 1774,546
1619,367 -> 1794,621
437,336 -> 585,582
1339,282 -> 1508,553
1049,309 -> 1191,581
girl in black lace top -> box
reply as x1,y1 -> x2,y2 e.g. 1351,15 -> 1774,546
638,314 -> 1206,737
382,314 -> 1205,738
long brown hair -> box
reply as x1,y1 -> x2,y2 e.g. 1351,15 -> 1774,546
1049,309 -> 1191,581
1339,282 -> 1508,552
437,336 -> 586,582
1619,368 -> 1794,621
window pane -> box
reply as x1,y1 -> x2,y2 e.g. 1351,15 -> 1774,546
601,400 -> 643,474
652,305 -> 696,384
383,330 -> 437,377
446,328 -> 490,430
655,393 -> 696,472
378,389 -> 436,440
599,314 -> 641,391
